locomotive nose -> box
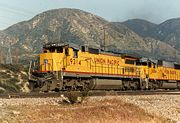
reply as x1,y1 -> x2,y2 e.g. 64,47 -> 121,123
40,52 -> 64,72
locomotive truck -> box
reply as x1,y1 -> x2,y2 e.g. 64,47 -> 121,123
29,42 -> 180,92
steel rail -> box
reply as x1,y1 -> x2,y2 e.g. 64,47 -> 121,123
0,90 -> 179,99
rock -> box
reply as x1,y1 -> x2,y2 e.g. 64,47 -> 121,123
61,94 -> 71,104
12,111 -> 20,115
2,120 -> 9,123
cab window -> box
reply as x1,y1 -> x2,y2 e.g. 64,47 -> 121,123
57,47 -> 63,53
49,48 -> 55,53
65,48 -> 69,56
73,49 -> 78,58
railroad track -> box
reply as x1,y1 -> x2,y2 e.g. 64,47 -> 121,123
0,90 -> 179,99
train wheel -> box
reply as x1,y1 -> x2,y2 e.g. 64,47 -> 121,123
40,81 -> 50,92
28,80 -> 40,92
28,82 -> 34,91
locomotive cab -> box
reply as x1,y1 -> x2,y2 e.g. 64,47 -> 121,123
39,43 -> 79,72
29,43 -> 80,91
39,43 -> 66,72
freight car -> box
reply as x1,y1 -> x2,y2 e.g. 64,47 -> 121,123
29,42 -> 180,92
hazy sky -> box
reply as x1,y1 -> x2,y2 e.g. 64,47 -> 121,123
0,0 -> 180,30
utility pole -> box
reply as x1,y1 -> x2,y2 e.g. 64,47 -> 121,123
101,26 -> 108,51
174,49 -> 176,62
6,42 -> 12,64
0,50 -> 3,64
87,24 -> 93,46
14,48 -> 19,64
103,26 -> 106,51
172,45 -> 176,62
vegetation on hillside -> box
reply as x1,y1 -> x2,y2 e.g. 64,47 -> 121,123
0,64 -> 29,93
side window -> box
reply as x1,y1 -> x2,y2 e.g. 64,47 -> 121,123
65,48 -> 69,56
153,64 -> 156,68
73,49 -> 78,58
88,48 -> 99,54
125,59 -> 135,65
148,62 -> 151,67
81,46 -> 85,52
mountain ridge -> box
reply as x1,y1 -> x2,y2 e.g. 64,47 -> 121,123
0,8 -> 179,64
122,18 -> 180,52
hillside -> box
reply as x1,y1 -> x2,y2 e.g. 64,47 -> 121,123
123,18 -> 180,52
0,64 -> 29,93
0,8 -> 179,63
122,19 -> 157,38
113,22 -> 179,61
3,9 -> 149,54
156,18 -> 180,51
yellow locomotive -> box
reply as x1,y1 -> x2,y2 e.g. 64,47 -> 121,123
29,42 -> 180,91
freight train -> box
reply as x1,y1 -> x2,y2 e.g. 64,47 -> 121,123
29,42 -> 180,92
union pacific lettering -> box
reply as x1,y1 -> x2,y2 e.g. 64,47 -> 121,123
107,59 -> 120,66
164,70 -> 176,75
93,58 -> 120,66
94,58 -> 106,64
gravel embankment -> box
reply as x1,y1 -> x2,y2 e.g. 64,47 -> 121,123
89,95 -> 180,123
120,95 -> 180,123
0,95 -> 179,123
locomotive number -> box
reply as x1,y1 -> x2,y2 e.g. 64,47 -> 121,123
70,58 -> 81,65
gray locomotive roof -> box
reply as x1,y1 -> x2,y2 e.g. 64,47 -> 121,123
43,42 -> 180,64
43,42 -> 80,50
43,42 -> 141,58
140,58 -> 158,63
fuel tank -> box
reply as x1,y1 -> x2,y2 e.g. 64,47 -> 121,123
159,81 -> 177,89
90,78 -> 122,90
